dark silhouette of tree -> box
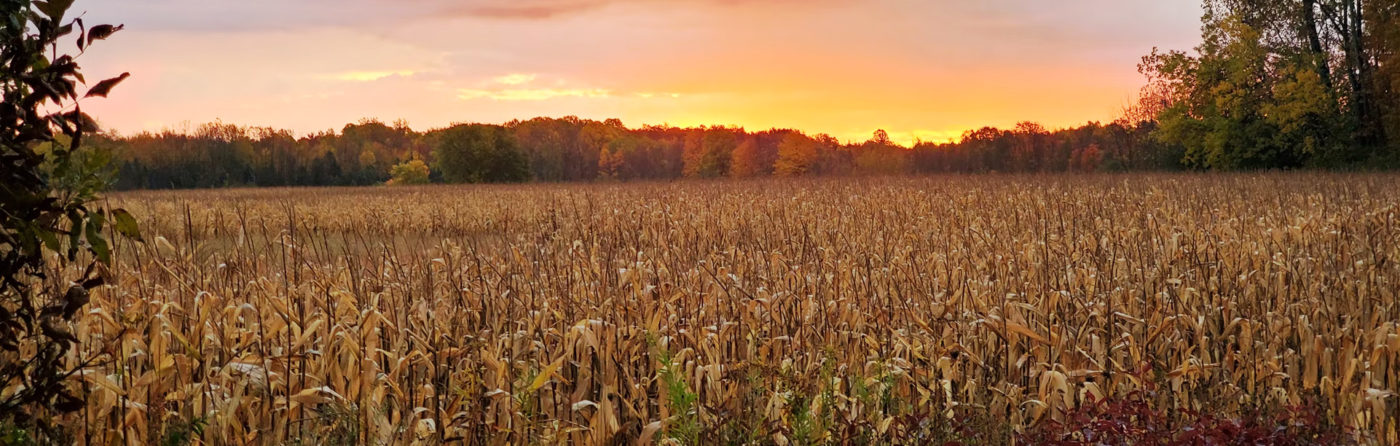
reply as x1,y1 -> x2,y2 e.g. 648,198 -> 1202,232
432,124 -> 528,183
1366,2 -> 1399,158
2,0 -> 134,439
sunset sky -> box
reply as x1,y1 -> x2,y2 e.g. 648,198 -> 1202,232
78,0 -> 1203,145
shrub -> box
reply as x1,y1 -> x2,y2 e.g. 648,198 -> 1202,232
387,159 -> 430,185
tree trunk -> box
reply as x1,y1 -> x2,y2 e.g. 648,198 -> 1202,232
1302,0 -> 1335,91
1326,0 -> 1381,146
1349,0 -> 1380,146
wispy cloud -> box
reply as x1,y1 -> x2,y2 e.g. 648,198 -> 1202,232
452,0 -> 846,20
458,88 -> 612,101
80,0 -> 846,31
460,0 -> 613,19
458,73 -> 611,101
493,73 -> 538,85
330,70 -> 417,82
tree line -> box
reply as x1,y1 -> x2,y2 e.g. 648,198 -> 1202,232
93,0 -> 1400,189
92,117 -> 1184,189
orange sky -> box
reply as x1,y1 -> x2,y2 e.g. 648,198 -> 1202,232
76,0 -> 1203,145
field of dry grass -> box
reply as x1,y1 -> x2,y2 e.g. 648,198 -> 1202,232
40,174 -> 1400,444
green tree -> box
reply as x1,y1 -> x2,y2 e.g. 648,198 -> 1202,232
432,124 -> 529,183
512,117 -> 572,181
1,0 -> 133,438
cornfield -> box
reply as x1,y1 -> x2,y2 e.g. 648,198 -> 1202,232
25,174 -> 1400,444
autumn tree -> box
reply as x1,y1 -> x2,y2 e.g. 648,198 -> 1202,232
576,119 -> 624,180
1140,0 -> 1399,169
511,117 -> 572,181
774,132 -> 819,176
1071,144 -> 1105,171
1145,10 -> 1317,168
1010,122 -> 1050,171
851,129 -> 909,175
728,137 -> 764,178
597,146 -> 624,180
682,128 -> 736,178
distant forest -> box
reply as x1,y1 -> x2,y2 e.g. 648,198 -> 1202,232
92,118 -> 1183,189
92,0 -> 1399,189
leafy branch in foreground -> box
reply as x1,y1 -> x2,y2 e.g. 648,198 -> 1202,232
1,0 -> 135,439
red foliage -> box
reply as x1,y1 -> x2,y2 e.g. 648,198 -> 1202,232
1017,391 -> 1353,446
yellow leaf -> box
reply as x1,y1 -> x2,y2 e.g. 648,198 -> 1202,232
528,359 -> 564,392
291,386 -> 344,405
1005,322 -> 1050,345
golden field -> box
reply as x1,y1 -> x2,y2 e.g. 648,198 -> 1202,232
42,175 -> 1400,444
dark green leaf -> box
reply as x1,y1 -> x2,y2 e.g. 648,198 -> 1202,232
19,228 -> 40,257
80,113 -> 99,132
53,0 -> 76,15
85,212 -> 109,264
110,208 -> 142,242
84,72 -> 128,98
74,17 -> 85,50
86,24 -> 123,47
88,209 -> 103,232
62,109 -> 99,132
37,228 -> 60,252
29,56 -> 50,71
33,0 -> 74,21
66,220 -> 80,261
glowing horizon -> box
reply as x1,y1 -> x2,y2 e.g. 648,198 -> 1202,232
77,0 -> 1203,146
